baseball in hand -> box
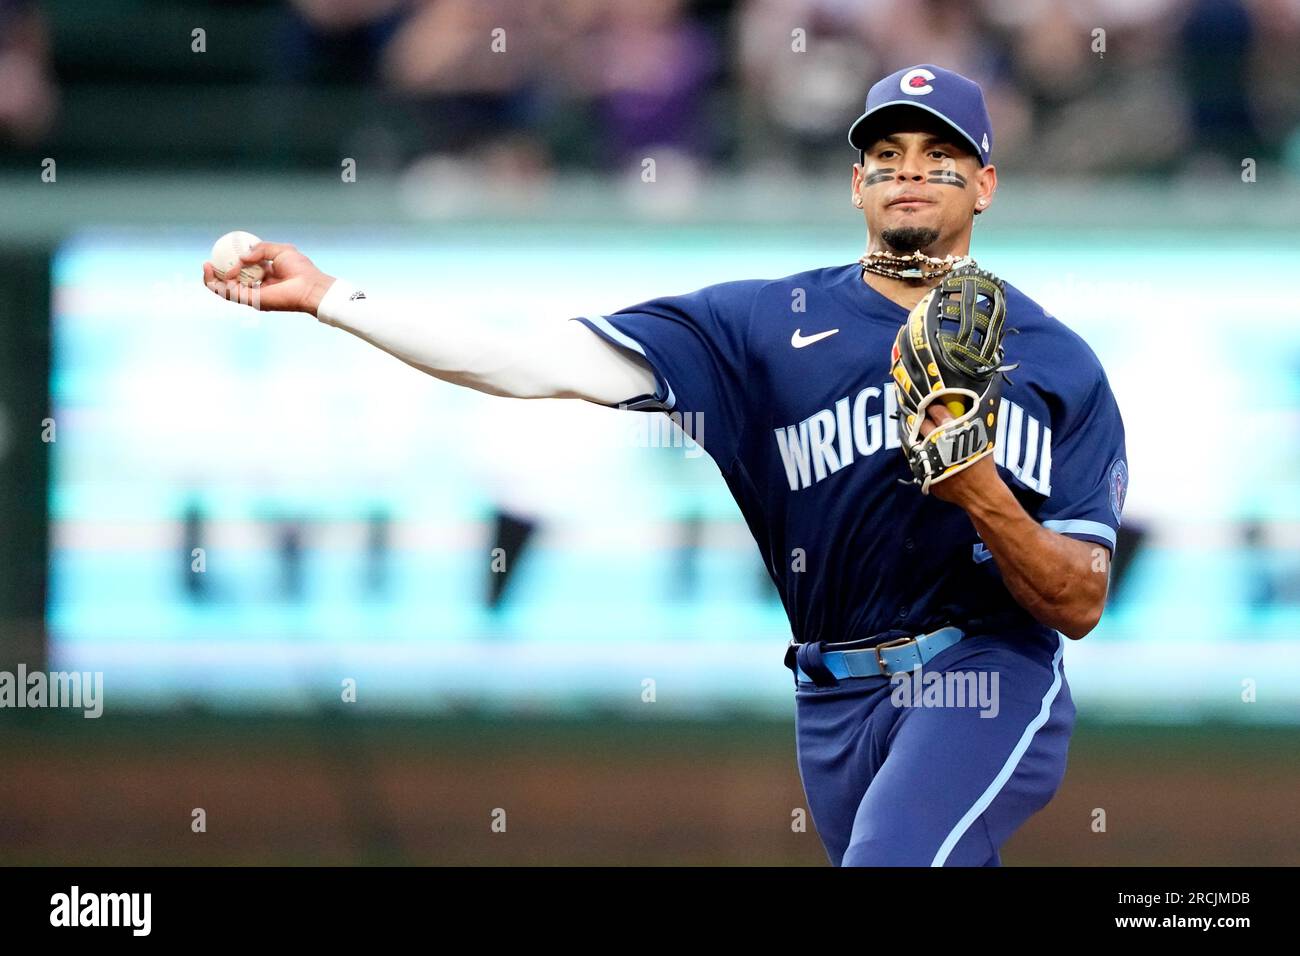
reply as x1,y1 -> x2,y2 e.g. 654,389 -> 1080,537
209,230 -> 266,285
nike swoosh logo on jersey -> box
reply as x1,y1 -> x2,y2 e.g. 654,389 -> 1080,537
791,328 -> 840,348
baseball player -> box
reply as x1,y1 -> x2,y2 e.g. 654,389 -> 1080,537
204,64 -> 1127,867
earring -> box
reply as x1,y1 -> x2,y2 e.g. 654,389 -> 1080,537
854,198 -> 863,208
977,198 -> 987,206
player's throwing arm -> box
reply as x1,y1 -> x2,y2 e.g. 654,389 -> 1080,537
202,232 -> 658,406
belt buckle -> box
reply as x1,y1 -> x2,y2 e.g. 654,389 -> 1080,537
873,635 -> 919,677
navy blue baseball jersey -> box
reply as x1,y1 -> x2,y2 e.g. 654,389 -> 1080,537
574,263 -> 1127,656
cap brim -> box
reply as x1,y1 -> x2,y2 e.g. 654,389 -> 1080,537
847,101 -> 984,163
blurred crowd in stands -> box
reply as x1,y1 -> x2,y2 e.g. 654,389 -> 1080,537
0,0 -> 56,144
3,0 -> 1300,177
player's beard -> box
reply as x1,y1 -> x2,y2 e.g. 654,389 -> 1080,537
880,226 -> 941,254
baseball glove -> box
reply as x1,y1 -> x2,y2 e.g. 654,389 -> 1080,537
889,265 -> 1017,494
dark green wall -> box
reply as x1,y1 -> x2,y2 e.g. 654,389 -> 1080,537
0,248 -> 51,670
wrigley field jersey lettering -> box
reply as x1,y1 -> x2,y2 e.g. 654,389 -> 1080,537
575,263 -> 1127,658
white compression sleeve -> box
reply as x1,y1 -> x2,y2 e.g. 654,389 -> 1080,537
315,279 -> 659,406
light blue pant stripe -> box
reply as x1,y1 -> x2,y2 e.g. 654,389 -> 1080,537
930,633 -> 1066,866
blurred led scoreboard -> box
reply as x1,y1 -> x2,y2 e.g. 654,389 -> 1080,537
47,229 -> 1300,718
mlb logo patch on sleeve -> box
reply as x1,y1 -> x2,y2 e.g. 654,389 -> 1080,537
1109,458 -> 1128,523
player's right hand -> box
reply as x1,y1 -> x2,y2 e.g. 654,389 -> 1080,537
203,241 -> 336,316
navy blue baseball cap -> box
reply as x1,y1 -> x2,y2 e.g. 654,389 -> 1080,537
847,65 -> 993,166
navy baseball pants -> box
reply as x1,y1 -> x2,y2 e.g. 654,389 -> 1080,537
793,632 -> 1075,866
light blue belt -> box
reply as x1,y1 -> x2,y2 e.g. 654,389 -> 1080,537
794,626 -> 966,683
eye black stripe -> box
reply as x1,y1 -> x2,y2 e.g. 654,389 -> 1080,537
926,169 -> 967,188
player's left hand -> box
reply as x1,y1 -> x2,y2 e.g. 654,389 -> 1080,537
918,403 -> 1000,507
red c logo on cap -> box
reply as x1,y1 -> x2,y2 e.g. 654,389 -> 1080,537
900,68 -> 936,95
